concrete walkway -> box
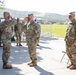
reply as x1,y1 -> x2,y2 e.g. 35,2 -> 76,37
0,37 -> 76,75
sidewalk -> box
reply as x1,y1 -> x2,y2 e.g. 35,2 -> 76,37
0,37 -> 76,75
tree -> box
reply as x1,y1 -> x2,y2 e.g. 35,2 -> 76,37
0,0 -> 4,9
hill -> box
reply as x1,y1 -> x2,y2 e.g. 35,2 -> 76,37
39,13 -> 68,22
0,8 -> 41,18
0,8 -> 68,23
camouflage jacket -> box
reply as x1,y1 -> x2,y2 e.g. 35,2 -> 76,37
22,21 -> 41,41
65,19 -> 76,38
0,19 -> 17,40
65,23 -> 76,47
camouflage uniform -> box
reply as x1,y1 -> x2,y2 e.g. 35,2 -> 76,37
22,20 -> 40,65
65,19 -> 76,67
0,19 -> 16,68
26,21 -> 40,63
14,21 -> 22,46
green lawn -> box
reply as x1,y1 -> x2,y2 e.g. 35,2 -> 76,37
41,24 -> 67,38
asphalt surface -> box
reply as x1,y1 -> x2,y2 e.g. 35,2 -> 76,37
0,36 -> 76,75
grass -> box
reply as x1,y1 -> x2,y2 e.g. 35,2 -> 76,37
41,24 -> 67,38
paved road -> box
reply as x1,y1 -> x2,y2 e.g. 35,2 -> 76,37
0,37 -> 76,75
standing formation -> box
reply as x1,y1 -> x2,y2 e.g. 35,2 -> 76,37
0,12 -> 41,69
1,11 -> 76,70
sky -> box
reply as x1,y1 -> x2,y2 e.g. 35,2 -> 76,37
4,0 -> 76,15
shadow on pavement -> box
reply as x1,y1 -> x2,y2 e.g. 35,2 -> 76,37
9,46 -> 43,64
0,67 -> 24,75
34,66 -> 54,75
0,37 -> 56,75
0,45 -> 43,75
37,45 -> 52,50
40,37 -> 59,41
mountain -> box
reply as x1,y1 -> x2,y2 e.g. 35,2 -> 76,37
0,8 -> 41,18
36,13 -> 68,23
0,8 -> 68,23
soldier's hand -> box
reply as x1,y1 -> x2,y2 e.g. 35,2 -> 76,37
74,41 -> 76,45
8,14 -> 12,19
36,40 -> 38,45
10,16 -> 12,19
23,17 -> 28,22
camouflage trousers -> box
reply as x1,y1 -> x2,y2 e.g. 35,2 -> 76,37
2,39 -> 11,64
66,43 -> 76,66
16,33 -> 21,45
26,38 -> 37,62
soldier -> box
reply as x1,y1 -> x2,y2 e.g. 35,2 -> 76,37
14,18 -> 22,46
65,13 -> 76,69
0,12 -> 17,69
22,14 -> 41,67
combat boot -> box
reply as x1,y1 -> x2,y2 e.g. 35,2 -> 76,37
19,44 -> 22,46
37,44 -> 40,46
16,43 -> 18,46
69,65 -> 76,69
27,61 -> 33,65
67,64 -> 73,68
28,61 -> 37,67
3,62 -> 12,69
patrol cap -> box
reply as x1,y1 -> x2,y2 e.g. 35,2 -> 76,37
3,11 -> 10,16
28,14 -> 33,17
69,11 -> 75,15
